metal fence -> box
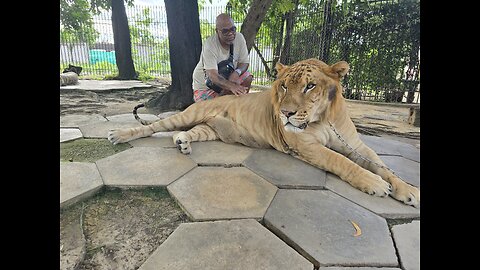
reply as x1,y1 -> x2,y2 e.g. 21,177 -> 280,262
60,0 -> 420,103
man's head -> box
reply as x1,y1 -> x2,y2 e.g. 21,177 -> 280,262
215,13 -> 236,46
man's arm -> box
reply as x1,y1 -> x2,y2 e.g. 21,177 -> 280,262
205,69 -> 248,96
227,62 -> 249,84
234,63 -> 249,76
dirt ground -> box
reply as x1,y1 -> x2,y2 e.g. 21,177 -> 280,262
59,80 -> 420,270
60,187 -> 189,270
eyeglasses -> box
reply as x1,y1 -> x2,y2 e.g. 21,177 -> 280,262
218,26 -> 236,35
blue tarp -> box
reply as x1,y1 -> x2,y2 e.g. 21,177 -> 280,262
90,49 -> 116,65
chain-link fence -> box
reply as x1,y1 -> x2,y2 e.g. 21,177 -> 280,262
60,0 -> 419,103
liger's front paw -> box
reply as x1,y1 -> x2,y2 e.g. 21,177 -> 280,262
107,129 -> 131,145
353,171 -> 392,197
391,181 -> 420,208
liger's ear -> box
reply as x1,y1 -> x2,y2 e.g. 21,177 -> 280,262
275,62 -> 289,79
330,61 -> 350,79
275,62 -> 286,74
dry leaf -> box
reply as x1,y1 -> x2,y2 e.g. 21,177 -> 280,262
350,220 -> 362,237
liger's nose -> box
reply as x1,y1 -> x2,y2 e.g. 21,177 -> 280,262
281,110 -> 296,118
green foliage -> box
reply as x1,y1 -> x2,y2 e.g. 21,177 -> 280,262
60,0 -> 99,44
89,0 -> 135,14
60,25 -> 99,45
127,7 -> 171,77
130,7 -> 157,44
200,19 -> 215,40
329,0 -> 420,95
60,0 -> 92,30
137,71 -> 156,82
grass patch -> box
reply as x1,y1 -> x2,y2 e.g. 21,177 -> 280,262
60,138 -> 131,162
386,217 -> 419,228
140,186 -> 171,199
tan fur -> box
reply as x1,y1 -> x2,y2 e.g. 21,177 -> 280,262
60,72 -> 79,86
108,58 -> 419,208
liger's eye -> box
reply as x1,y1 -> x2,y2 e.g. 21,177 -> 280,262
304,83 -> 316,93
281,83 -> 287,92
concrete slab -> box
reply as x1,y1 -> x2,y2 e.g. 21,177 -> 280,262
380,156 -> 420,187
60,79 -> 153,92
138,219 -> 313,270
189,141 -> 254,165
60,114 -> 107,128
167,167 -> 277,221
391,220 -> 420,270
322,267 -> 401,270
96,147 -> 196,187
128,132 -> 178,148
243,148 -> 326,189
106,113 -> 159,123
79,121 -> 142,138
60,128 -> 83,143
326,173 -> 420,219
359,134 -> 420,162
264,189 -> 397,267
60,162 -> 104,208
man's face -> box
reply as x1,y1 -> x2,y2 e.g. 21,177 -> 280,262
216,19 -> 236,45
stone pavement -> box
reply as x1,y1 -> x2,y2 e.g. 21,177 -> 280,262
60,79 -> 154,92
60,110 -> 420,270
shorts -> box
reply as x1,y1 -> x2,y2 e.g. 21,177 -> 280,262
193,71 -> 252,102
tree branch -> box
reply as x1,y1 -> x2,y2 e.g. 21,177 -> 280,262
252,43 -> 271,78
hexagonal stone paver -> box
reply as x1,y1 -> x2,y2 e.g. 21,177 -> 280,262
60,114 -> 107,128
243,148 -> 326,189
60,162 -> 103,208
106,113 -> 159,123
128,132 -> 178,148
359,134 -> 420,162
381,156 -> 420,187
96,147 -> 196,187
264,189 -> 397,267
322,266 -> 401,270
138,219 -> 313,270
189,141 -> 254,165
60,128 -> 83,143
326,173 -> 420,218
167,167 -> 277,221
391,221 -> 420,270
60,80 -> 153,91
79,121 -> 142,138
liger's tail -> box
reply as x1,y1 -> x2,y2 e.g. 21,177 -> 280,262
133,103 -> 156,125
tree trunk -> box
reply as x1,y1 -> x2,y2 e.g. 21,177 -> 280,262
405,40 -> 420,104
145,0 -> 202,114
240,0 -> 274,53
319,0 -> 333,63
279,0 -> 299,65
111,0 -> 137,80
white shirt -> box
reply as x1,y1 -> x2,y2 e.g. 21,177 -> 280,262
192,32 -> 250,90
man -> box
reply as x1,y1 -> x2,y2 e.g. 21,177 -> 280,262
192,13 -> 254,102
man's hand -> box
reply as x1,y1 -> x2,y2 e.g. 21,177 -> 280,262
222,84 -> 248,96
